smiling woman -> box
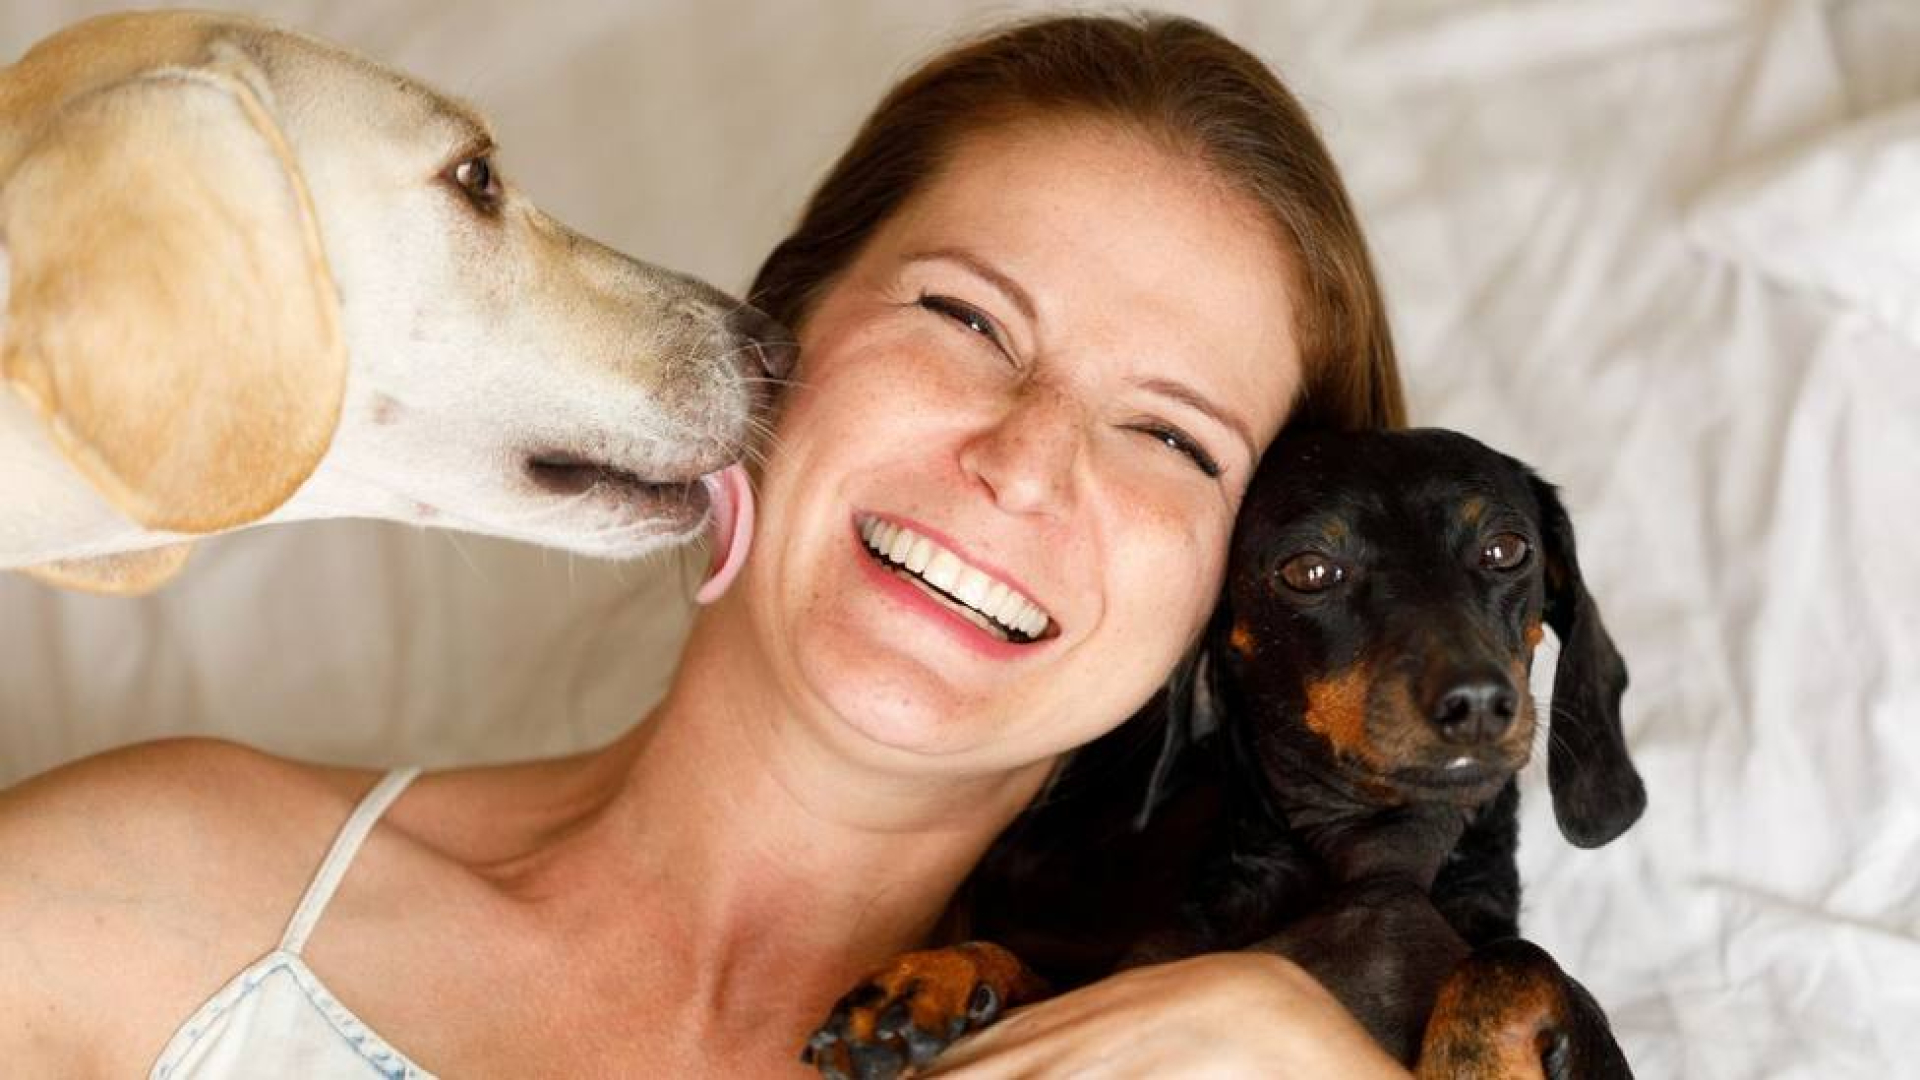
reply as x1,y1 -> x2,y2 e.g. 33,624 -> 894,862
746,116 -> 1306,762
0,11 -> 1409,1079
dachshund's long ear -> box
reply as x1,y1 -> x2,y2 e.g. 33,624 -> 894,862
0,62 -> 345,538
1532,476 -> 1644,848
1133,646 -> 1219,831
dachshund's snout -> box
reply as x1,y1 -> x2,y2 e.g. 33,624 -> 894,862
1428,666 -> 1519,745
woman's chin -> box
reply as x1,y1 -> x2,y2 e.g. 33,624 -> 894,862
826,686 -> 990,760
796,654 -> 1000,762
782,599 -> 966,719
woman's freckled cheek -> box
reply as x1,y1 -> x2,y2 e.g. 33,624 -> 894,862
1106,487 -> 1225,628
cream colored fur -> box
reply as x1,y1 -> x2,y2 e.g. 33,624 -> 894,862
0,12 -> 769,593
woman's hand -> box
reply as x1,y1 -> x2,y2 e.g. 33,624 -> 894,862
920,952 -> 1411,1079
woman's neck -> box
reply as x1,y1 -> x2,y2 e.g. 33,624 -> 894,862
530,607 -> 1052,1018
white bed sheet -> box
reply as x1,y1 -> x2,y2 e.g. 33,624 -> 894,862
3,2 -> 1916,1076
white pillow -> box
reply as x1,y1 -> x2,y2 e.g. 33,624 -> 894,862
1688,100 -> 1920,349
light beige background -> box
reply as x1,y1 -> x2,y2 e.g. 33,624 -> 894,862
4,3 -> 1919,1076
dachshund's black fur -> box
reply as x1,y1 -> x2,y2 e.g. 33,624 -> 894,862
966,429 -> 1642,1076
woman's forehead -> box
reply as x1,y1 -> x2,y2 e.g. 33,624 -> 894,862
870,119 -> 1303,448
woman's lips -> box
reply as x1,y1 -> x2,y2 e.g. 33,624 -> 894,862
857,515 -> 1053,640
848,518 -> 1056,661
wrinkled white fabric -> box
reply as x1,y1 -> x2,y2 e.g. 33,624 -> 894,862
3,3 -> 1917,1077
1690,96 -> 1920,350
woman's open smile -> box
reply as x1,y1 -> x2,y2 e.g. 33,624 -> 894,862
853,512 -> 1058,656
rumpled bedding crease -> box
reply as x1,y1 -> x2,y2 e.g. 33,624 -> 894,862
2,2 -> 1914,1076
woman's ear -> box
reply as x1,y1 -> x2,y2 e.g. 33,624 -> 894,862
0,61 -> 345,537
1530,475 -> 1646,848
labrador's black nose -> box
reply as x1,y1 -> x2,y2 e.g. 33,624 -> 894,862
726,304 -> 798,379
1430,669 -> 1519,744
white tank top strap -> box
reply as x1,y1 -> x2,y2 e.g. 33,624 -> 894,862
277,766 -> 421,956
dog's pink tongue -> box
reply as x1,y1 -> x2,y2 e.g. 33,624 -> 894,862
697,464 -> 754,605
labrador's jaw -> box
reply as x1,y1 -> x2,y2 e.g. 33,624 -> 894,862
522,450 -> 715,539
281,410 -> 741,561
283,459 -> 722,562
524,471 -> 719,557
497,423 -> 746,558
278,331 -> 767,563
499,432 -> 751,558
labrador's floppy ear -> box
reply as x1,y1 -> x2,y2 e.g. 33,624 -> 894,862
0,62 -> 345,537
1531,475 -> 1645,848
22,543 -> 195,594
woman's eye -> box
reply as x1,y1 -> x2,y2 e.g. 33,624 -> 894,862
1134,424 -> 1222,478
918,295 -> 1005,349
446,153 -> 502,210
1479,532 -> 1531,571
1277,552 -> 1346,593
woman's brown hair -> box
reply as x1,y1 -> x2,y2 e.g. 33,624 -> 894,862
750,12 -> 1405,433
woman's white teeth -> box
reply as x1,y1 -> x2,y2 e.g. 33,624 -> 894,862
860,517 -> 1051,639
924,548 -> 963,593
905,537 -> 934,575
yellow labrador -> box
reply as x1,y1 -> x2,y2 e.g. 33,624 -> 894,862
0,11 -> 787,595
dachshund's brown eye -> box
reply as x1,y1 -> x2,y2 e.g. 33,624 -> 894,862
1278,553 -> 1345,593
448,154 -> 500,208
1480,533 -> 1531,571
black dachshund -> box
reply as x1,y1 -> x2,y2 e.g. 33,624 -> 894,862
803,429 -> 1644,1079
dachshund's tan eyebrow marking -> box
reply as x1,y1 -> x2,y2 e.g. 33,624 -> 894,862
1229,621 -> 1257,656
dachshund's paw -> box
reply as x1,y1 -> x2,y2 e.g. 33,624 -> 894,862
800,942 -> 1041,1080
1416,939 -> 1632,1080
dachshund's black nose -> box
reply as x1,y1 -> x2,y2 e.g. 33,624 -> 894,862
726,304 -> 798,379
1431,671 -> 1518,744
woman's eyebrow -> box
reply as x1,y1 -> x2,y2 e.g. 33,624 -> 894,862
1134,376 -> 1256,461
904,249 -> 1252,459
904,248 -> 1038,324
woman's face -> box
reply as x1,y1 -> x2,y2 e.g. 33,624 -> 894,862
744,118 -> 1302,772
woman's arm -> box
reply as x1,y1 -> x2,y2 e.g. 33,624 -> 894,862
0,738 -> 353,1072
0,745 -> 178,1068
922,952 -> 1411,1079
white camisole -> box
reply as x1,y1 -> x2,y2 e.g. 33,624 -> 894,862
148,767 -> 437,1079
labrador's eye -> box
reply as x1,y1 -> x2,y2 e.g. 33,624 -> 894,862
1480,532 -> 1531,571
1278,552 -> 1346,593
447,153 -> 501,210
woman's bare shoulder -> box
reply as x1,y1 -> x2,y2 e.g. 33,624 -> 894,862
0,736 -> 373,869
0,738 -> 379,1066
10,731 -> 363,791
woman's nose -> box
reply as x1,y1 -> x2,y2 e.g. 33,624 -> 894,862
958,388 -> 1080,515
